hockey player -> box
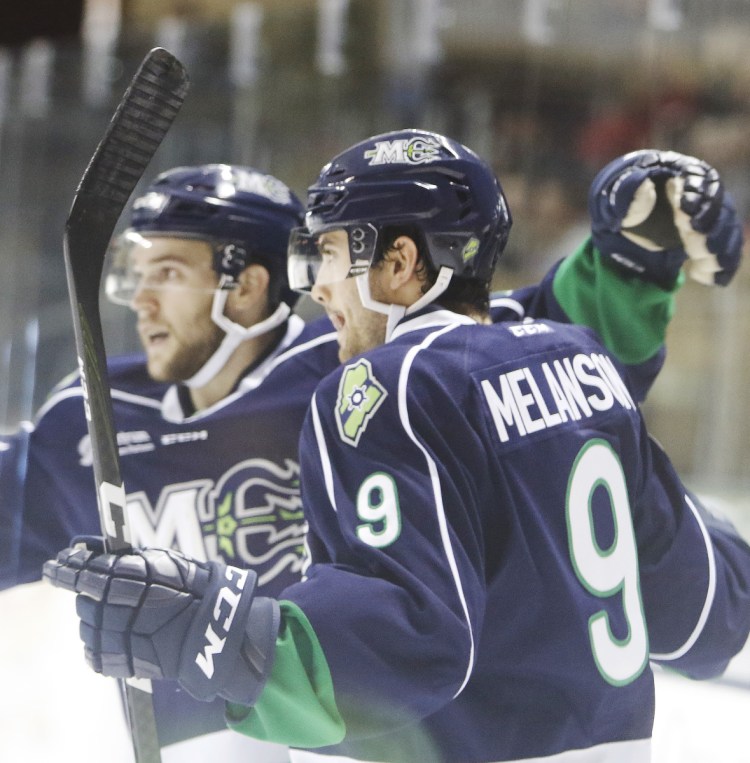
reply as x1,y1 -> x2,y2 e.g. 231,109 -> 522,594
4,164 -> 339,763
45,131 -> 750,763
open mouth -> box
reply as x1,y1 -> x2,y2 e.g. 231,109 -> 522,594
140,325 -> 169,347
328,312 -> 345,332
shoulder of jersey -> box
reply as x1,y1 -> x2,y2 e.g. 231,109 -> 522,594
36,353 -> 166,424
489,289 -> 527,322
271,315 -> 339,374
294,314 -> 338,344
314,339 -> 408,407
107,354 -> 170,398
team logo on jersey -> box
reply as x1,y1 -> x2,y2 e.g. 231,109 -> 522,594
336,359 -> 388,447
364,136 -> 443,166
124,458 -> 307,593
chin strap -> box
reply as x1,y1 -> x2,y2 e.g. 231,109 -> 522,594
355,266 -> 454,341
184,288 -> 291,389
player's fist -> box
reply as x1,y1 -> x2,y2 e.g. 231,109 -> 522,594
43,540 -> 279,704
589,149 -> 743,289
666,154 -> 743,286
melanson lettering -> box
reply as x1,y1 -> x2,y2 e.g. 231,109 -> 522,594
481,353 -> 635,443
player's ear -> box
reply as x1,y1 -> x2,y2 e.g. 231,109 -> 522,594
233,263 -> 270,304
384,235 -> 420,290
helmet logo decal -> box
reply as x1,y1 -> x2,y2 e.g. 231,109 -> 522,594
364,136 -> 443,166
217,169 -> 293,205
336,359 -> 388,447
462,237 -> 480,263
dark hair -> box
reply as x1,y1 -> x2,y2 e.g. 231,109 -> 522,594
377,225 -> 490,317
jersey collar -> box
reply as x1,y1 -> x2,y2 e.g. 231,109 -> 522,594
389,305 -> 477,342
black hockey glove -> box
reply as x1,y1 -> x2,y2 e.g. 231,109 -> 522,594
43,539 -> 279,706
589,149 -> 743,289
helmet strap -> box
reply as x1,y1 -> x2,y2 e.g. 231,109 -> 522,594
183,289 -> 291,389
355,265 -> 454,341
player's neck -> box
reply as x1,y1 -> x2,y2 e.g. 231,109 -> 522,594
188,324 -> 285,411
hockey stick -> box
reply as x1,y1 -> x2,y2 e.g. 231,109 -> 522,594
62,48 -> 189,763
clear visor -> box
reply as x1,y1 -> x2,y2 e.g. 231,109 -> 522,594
104,230 -> 223,307
287,223 -> 378,292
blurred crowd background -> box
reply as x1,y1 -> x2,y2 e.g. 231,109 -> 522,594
0,0 -> 749,494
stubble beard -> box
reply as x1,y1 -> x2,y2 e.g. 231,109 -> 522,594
146,322 -> 225,382
337,311 -> 388,363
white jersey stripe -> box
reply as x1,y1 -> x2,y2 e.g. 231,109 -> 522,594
490,294 -> 526,319
35,385 -> 163,424
311,391 -> 338,514
397,322 -> 476,697
650,493 -> 717,661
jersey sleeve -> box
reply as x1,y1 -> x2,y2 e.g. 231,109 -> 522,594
634,435 -> 750,679
492,237 -> 681,401
0,389 -> 101,589
230,354 -> 487,749
0,425 -> 31,585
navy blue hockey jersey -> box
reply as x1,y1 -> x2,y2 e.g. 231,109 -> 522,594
232,309 -> 750,763
0,244 -> 684,756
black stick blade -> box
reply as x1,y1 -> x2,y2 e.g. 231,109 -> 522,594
73,47 -> 189,213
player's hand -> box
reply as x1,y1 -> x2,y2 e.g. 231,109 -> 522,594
589,149 -> 744,289
43,540 -> 279,704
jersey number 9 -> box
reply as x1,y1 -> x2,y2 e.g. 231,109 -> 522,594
566,439 -> 649,686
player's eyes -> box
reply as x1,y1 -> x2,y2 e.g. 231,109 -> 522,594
155,266 -> 182,283
132,265 -> 185,289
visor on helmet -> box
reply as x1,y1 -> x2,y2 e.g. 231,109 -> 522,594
105,230 -> 234,307
287,223 -> 378,292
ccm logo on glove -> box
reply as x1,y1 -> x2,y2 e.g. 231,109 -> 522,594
196,565 -> 249,678
44,543 -> 279,704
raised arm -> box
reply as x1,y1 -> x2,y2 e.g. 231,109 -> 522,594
492,150 -> 744,400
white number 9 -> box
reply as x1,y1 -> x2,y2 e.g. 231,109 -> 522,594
566,439 -> 648,686
356,472 -> 401,548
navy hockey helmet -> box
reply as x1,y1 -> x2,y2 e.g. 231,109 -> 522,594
117,163 -> 304,305
289,128 -> 511,290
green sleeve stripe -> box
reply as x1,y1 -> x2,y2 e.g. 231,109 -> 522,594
552,238 -> 681,365
226,600 -> 346,748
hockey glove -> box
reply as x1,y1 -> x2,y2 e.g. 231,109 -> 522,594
43,540 -> 280,706
589,149 -> 743,289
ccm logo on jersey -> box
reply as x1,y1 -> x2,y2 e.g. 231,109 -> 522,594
507,322 -> 553,337
195,565 -> 249,678
161,429 -> 208,446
